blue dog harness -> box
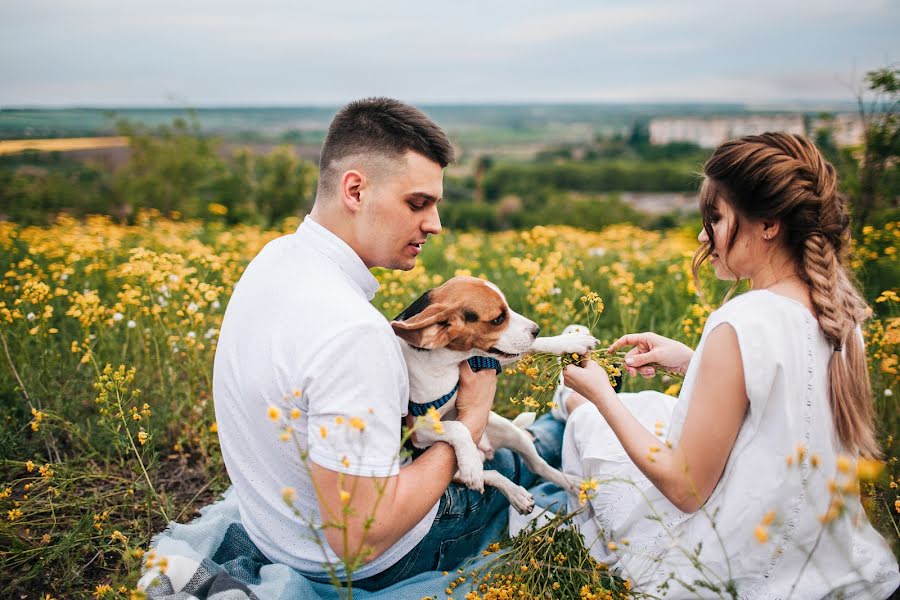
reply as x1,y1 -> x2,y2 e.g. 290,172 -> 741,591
407,356 -> 502,417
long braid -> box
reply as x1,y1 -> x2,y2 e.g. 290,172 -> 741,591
801,233 -> 847,348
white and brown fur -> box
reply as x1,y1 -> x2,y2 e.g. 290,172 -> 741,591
391,276 -> 595,514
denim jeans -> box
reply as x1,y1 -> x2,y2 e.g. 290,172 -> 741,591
353,413 -> 567,591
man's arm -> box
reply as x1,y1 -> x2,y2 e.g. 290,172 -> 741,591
310,362 -> 495,563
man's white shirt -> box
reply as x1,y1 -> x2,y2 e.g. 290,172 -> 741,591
213,216 -> 439,580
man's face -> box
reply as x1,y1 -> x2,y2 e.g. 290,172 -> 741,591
358,151 -> 444,270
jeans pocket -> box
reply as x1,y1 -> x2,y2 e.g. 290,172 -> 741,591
437,527 -> 485,572
441,483 -> 483,519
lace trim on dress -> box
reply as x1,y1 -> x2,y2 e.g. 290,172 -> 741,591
742,315 -> 815,600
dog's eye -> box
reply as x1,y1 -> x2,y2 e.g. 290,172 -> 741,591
491,313 -> 506,326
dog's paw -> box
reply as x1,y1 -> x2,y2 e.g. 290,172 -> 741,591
456,457 -> 485,493
555,331 -> 598,355
508,485 -> 535,515
562,324 -> 590,336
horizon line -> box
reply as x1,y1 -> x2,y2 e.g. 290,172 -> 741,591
0,99 -> 861,111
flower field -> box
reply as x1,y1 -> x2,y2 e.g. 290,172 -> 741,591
0,212 -> 897,598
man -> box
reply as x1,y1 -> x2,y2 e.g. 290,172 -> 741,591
213,98 -> 566,591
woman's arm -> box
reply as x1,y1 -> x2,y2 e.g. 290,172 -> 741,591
564,323 -> 748,513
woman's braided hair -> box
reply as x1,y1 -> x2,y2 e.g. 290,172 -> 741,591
694,132 -> 878,457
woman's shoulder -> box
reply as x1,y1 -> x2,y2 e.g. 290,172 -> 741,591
710,289 -> 814,328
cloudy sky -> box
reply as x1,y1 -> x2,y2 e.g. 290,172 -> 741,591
1,0 -> 897,106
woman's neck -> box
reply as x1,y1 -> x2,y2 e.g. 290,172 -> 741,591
749,255 -> 814,312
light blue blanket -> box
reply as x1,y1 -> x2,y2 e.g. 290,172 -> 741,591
140,487 -> 501,600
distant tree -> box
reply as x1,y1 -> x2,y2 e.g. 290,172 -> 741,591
111,117 -> 222,218
473,155 -> 494,204
854,66 -> 899,232
628,120 -> 650,150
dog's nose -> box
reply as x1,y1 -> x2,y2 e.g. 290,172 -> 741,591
531,325 -> 541,338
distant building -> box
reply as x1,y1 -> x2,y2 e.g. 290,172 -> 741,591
809,113 -> 866,147
648,114 -> 862,148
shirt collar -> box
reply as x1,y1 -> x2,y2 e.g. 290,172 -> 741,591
296,216 -> 380,301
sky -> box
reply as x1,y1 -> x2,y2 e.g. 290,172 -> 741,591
1,0 -> 898,107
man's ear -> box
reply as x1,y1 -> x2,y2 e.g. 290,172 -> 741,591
391,303 -> 460,349
340,170 -> 364,213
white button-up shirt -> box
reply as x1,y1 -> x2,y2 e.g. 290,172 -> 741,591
213,216 -> 438,580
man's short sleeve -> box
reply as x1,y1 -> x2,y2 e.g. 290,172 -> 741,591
304,322 -> 408,478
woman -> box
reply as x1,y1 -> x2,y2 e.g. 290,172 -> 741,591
557,133 -> 899,598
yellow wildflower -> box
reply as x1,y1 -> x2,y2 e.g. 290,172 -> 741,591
836,454 -> 851,473
110,530 -> 128,544
856,458 -> 885,481
754,525 -> 769,543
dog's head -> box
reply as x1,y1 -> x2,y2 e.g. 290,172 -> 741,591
391,276 -> 540,359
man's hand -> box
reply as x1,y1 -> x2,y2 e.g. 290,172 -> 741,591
454,360 -> 496,441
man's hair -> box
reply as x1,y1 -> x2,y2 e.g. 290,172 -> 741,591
317,97 -> 454,196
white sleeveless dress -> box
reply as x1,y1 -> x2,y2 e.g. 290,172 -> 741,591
561,290 -> 899,598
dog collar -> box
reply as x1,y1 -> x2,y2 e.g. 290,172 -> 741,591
408,356 -> 501,417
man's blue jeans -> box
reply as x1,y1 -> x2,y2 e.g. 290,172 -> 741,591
353,413 -> 567,591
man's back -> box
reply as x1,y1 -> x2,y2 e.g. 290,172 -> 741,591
213,218 -> 434,579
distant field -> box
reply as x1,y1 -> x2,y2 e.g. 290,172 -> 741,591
0,136 -> 128,155
0,103 -> 858,146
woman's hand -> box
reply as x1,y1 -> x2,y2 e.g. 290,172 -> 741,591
608,332 -> 694,378
563,360 -> 617,409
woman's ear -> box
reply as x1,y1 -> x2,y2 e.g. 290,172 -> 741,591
761,219 -> 781,241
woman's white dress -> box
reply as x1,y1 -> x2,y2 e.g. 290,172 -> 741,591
562,290 -> 899,598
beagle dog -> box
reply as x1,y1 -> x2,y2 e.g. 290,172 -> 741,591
391,276 -> 596,514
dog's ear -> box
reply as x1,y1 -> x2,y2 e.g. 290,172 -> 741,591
391,303 -> 461,349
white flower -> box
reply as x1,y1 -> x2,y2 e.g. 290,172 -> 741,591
113,312 -> 124,322
187,331 -> 196,339
26,312 -> 36,321
550,287 -> 561,295
127,320 -> 137,329
885,389 -> 893,397
158,297 -> 168,308
204,328 -> 217,339
187,302 -> 198,313
159,284 -> 170,297
212,300 -> 221,310
588,247 -> 606,257
169,274 -> 179,283
60,273 -> 69,281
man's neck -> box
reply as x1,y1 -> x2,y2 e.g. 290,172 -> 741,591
308,205 -> 369,268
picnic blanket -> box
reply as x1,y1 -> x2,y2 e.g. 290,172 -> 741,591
139,483 -> 566,600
